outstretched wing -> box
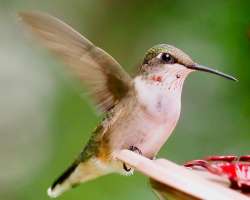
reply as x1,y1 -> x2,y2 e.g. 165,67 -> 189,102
19,11 -> 132,112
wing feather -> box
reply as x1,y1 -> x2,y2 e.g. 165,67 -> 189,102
19,11 -> 132,112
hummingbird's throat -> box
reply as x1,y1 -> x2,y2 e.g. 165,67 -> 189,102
147,68 -> 191,86
150,75 -> 163,82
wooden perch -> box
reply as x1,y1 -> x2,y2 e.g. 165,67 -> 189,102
114,150 -> 250,200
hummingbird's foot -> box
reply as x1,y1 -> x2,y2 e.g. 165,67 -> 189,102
123,162 -> 132,172
128,145 -> 142,155
123,145 -> 142,172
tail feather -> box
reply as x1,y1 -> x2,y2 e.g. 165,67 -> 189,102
47,159 -> 105,198
51,162 -> 78,191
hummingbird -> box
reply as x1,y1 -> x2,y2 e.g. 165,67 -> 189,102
18,11 -> 237,198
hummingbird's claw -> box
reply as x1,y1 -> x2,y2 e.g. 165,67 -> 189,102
128,145 -> 142,155
123,145 -> 142,172
123,162 -> 132,172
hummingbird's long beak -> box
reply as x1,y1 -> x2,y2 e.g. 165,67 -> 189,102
187,63 -> 238,81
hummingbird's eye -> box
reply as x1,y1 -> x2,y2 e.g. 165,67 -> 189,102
160,53 -> 176,64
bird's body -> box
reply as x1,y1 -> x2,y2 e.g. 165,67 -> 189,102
18,11 -> 237,198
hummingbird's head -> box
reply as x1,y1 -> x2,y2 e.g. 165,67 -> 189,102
141,44 -> 237,81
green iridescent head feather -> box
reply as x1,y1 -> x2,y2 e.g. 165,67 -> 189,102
143,44 -> 194,66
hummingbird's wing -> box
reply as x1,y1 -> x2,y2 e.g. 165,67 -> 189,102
18,11 -> 132,112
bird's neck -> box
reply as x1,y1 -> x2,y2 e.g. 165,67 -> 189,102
134,71 -> 187,122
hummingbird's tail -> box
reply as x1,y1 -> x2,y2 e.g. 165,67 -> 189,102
47,158 -> 107,198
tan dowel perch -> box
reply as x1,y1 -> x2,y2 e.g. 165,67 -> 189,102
114,150 -> 250,200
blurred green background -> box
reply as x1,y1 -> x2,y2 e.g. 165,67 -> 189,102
0,0 -> 250,199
